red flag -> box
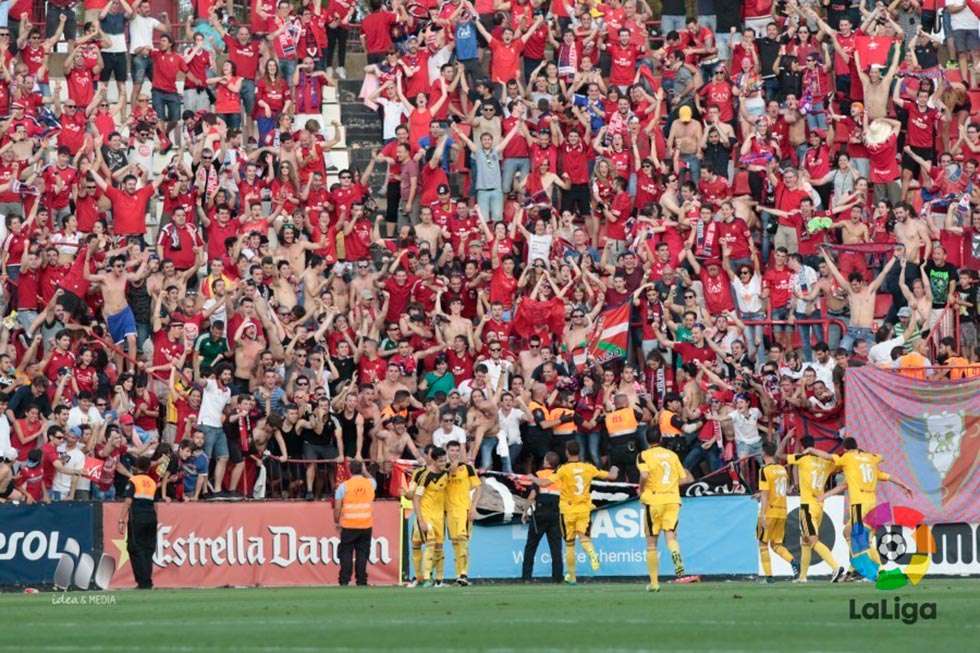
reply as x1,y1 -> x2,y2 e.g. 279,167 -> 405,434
854,35 -> 891,69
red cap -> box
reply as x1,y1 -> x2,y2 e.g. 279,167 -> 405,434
119,413 -> 134,425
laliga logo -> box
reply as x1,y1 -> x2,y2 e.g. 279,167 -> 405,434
52,538 -> 117,592
852,503 -> 935,591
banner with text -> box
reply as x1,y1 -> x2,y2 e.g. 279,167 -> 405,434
424,497 -> 758,579
102,502 -> 402,588
846,367 -> 980,524
0,503 -> 95,586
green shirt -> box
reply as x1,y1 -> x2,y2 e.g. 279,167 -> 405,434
195,334 -> 228,370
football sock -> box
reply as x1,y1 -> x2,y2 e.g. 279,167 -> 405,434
773,544 -> 794,564
421,545 -> 434,581
581,539 -> 597,560
800,545 -> 812,580
565,544 -> 577,581
813,542 -> 838,569
867,536 -> 881,565
411,546 -> 423,580
668,539 -> 684,575
433,544 -> 445,581
646,547 -> 659,587
452,540 -> 469,577
759,545 -> 773,577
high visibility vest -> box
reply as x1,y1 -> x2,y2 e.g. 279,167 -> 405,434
130,474 -> 157,500
659,410 -> 682,437
605,407 -> 638,437
339,476 -> 375,529
551,407 -> 576,434
536,468 -> 560,496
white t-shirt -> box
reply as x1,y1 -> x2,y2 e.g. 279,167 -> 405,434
731,272 -> 763,314
729,407 -> 763,445
198,378 -> 231,428
497,408 -> 524,447
0,415 -> 10,452
948,1 -> 980,31
51,446 -> 86,494
432,425 -> 467,449
376,98 -> 408,141
67,406 -> 105,430
480,358 -> 513,391
803,357 -> 836,388
869,335 -> 906,366
129,15 -> 162,53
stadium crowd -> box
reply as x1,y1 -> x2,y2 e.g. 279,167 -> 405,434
0,0 -> 978,506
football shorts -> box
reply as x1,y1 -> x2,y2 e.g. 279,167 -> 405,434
644,503 -> 680,536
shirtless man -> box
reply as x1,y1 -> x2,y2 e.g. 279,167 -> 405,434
820,247 -> 897,351
782,95 -> 807,154
518,336 -> 545,386
85,251 -> 150,370
667,105 -> 704,184
466,389 -> 500,464
233,321 -> 265,392
278,225 -> 324,275
376,416 -> 422,471
376,363 -> 411,407
563,307 -> 597,359
854,46 -> 901,120
832,205 -> 871,280
893,204 -> 933,265
271,260 -> 299,309
415,206 -> 443,253
436,295 -> 475,347
898,260 -> 934,329
348,259 -> 380,307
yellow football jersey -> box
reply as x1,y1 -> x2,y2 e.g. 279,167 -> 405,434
787,454 -> 835,505
414,469 -> 449,516
758,463 -> 789,517
833,450 -> 890,506
555,461 -> 609,514
445,462 -> 481,513
637,446 -> 685,506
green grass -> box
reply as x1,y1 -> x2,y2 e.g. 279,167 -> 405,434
1,579 -> 977,652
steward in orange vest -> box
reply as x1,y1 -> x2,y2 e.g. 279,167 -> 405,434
119,456 -> 158,590
334,460 -> 377,586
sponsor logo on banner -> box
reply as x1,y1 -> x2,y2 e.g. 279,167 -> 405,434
102,502 -> 401,588
432,497 -> 759,579
0,503 -> 95,586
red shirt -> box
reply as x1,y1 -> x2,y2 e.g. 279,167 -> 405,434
150,50 -> 187,94
867,134 -> 900,184
152,332 -> 185,382
58,111 -> 87,155
763,266 -> 793,309
361,10 -> 397,54
223,35 -> 261,79
906,103 -> 940,150
718,218 -> 753,261
700,268 -> 735,314
560,141 -> 590,184
699,82 -> 736,122
158,223 -> 202,270
489,267 -> 518,310
66,67 -> 95,107
106,185 -> 155,235
489,38 -> 523,84
608,42 -> 641,86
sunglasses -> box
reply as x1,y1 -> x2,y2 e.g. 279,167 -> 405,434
684,294 -> 695,299
489,347 -> 501,352
340,174 -> 352,179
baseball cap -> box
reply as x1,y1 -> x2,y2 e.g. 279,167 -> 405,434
678,105 -> 693,122
118,414 -> 134,426
67,426 -> 82,438
897,306 -> 912,318
437,183 -> 450,194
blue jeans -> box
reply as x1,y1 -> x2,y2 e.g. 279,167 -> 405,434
278,58 -> 298,86
502,158 -> 529,193
680,152 -> 701,185
151,89 -> 181,123
841,325 -> 874,352
477,188 -> 503,220
805,101 -> 828,131
91,485 -> 116,501
199,424 -> 229,459
715,32 -> 735,62
240,79 -> 256,115
585,432 -> 601,466
684,442 -> 722,475
660,15 -> 686,33
479,436 -> 499,469
49,490 -> 67,501
795,310 -> 825,362
501,443 -> 522,473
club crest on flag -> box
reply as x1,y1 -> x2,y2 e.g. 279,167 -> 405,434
899,411 -> 980,508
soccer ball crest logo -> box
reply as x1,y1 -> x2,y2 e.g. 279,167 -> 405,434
852,503 -> 935,590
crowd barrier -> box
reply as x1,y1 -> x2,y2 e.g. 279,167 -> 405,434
2,499 -> 978,588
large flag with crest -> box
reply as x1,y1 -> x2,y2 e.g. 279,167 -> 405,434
573,303 -> 631,371
845,367 -> 980,524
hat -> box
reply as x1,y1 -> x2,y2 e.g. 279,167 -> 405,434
705,258 -> 722,268
678,105 -> 693,122
118,414 -> 134,426
897,306 -> 912,318
67,426 -> 82,438
851,102 -> 864,113
865,119 -> 893,146
437,183 -> 450,194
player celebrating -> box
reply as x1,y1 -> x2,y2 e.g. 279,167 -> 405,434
811,437 -> 913,576
757,442 -> 798,583
402,447 -> 431,588
787,436 -> 846,583
533,442 -> 618,585
412,446 -> 450,588
637,431 -> 698,592
445,441 -> 482,586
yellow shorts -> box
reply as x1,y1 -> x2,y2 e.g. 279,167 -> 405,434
419,513 -> 445,544
560,511 -> 592,542
643,503 -> 680,536
446,510 -> 470,541
848,502 -> 874,527
757,516 -> 787,544
800,502 -> 824,539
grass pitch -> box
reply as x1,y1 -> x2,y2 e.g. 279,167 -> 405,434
1,579 -> 976,652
